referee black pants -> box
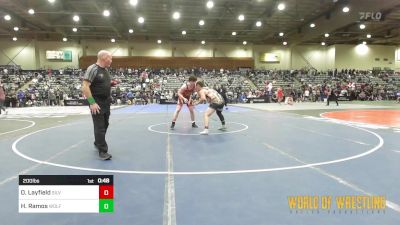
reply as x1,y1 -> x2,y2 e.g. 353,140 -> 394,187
92,110 -> 110,153
327,95 -> 339,106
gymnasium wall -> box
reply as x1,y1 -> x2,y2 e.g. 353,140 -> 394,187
326,45 -> 336,70
79,56 -> 254,70
0,40 -> 36,69
395,47 -> 400,72
291,45 -> 334,71
334,44 -> 396,70
173,43 -> 212,57
0,39 -> 397,71
81,41 -> 253,58
83,41 -> 129,56
253,45 -> 291,70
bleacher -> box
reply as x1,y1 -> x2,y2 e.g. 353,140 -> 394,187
2,68 -> 400,108
387,74 -> 400,89
161,75 -> 185,92
249,70 -> 297,91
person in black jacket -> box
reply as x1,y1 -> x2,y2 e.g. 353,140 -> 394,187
326,86 -> 339,106
217,85 -> 228,110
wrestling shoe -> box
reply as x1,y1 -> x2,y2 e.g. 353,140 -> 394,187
99,152 -> 112,160
218,125 -> 227,131
200,129 -> 209,135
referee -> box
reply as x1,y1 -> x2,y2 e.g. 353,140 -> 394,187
82,50 -> 113,160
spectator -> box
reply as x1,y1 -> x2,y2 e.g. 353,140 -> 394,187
0,81 -> 7,115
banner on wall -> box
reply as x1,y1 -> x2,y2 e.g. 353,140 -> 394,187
397,49 -> 400,61
46,50 -> 72,61
260,53 -> 280,63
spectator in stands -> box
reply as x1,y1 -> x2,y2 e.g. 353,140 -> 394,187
49,89 -> 56,106
239,92 -> 246,103
319,86 -> 325,102
277,87 -> 284,104
127,90 -> 134,103
304,88 -> 310,101
312,88 -> 318,102
81,50 -> 113,160
30,92 -> 36,106
267,81 -> 273,95
59,91 -> 64,106
358,91 -> 367,101
0,81 -> 7,115
26,99 -> 33,107
17,90 -> 25,107
170,75 -> 198,129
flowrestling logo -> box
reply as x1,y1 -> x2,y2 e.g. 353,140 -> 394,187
359,12 -> 383,21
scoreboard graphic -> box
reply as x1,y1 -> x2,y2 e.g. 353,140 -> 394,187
19,175 -> 114,213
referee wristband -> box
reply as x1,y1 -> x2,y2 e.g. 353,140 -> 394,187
87,96 -> 96,105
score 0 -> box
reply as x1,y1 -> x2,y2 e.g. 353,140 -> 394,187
99,185 -> 114,213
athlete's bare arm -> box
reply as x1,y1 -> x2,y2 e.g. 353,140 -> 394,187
193,89 -> 207,105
